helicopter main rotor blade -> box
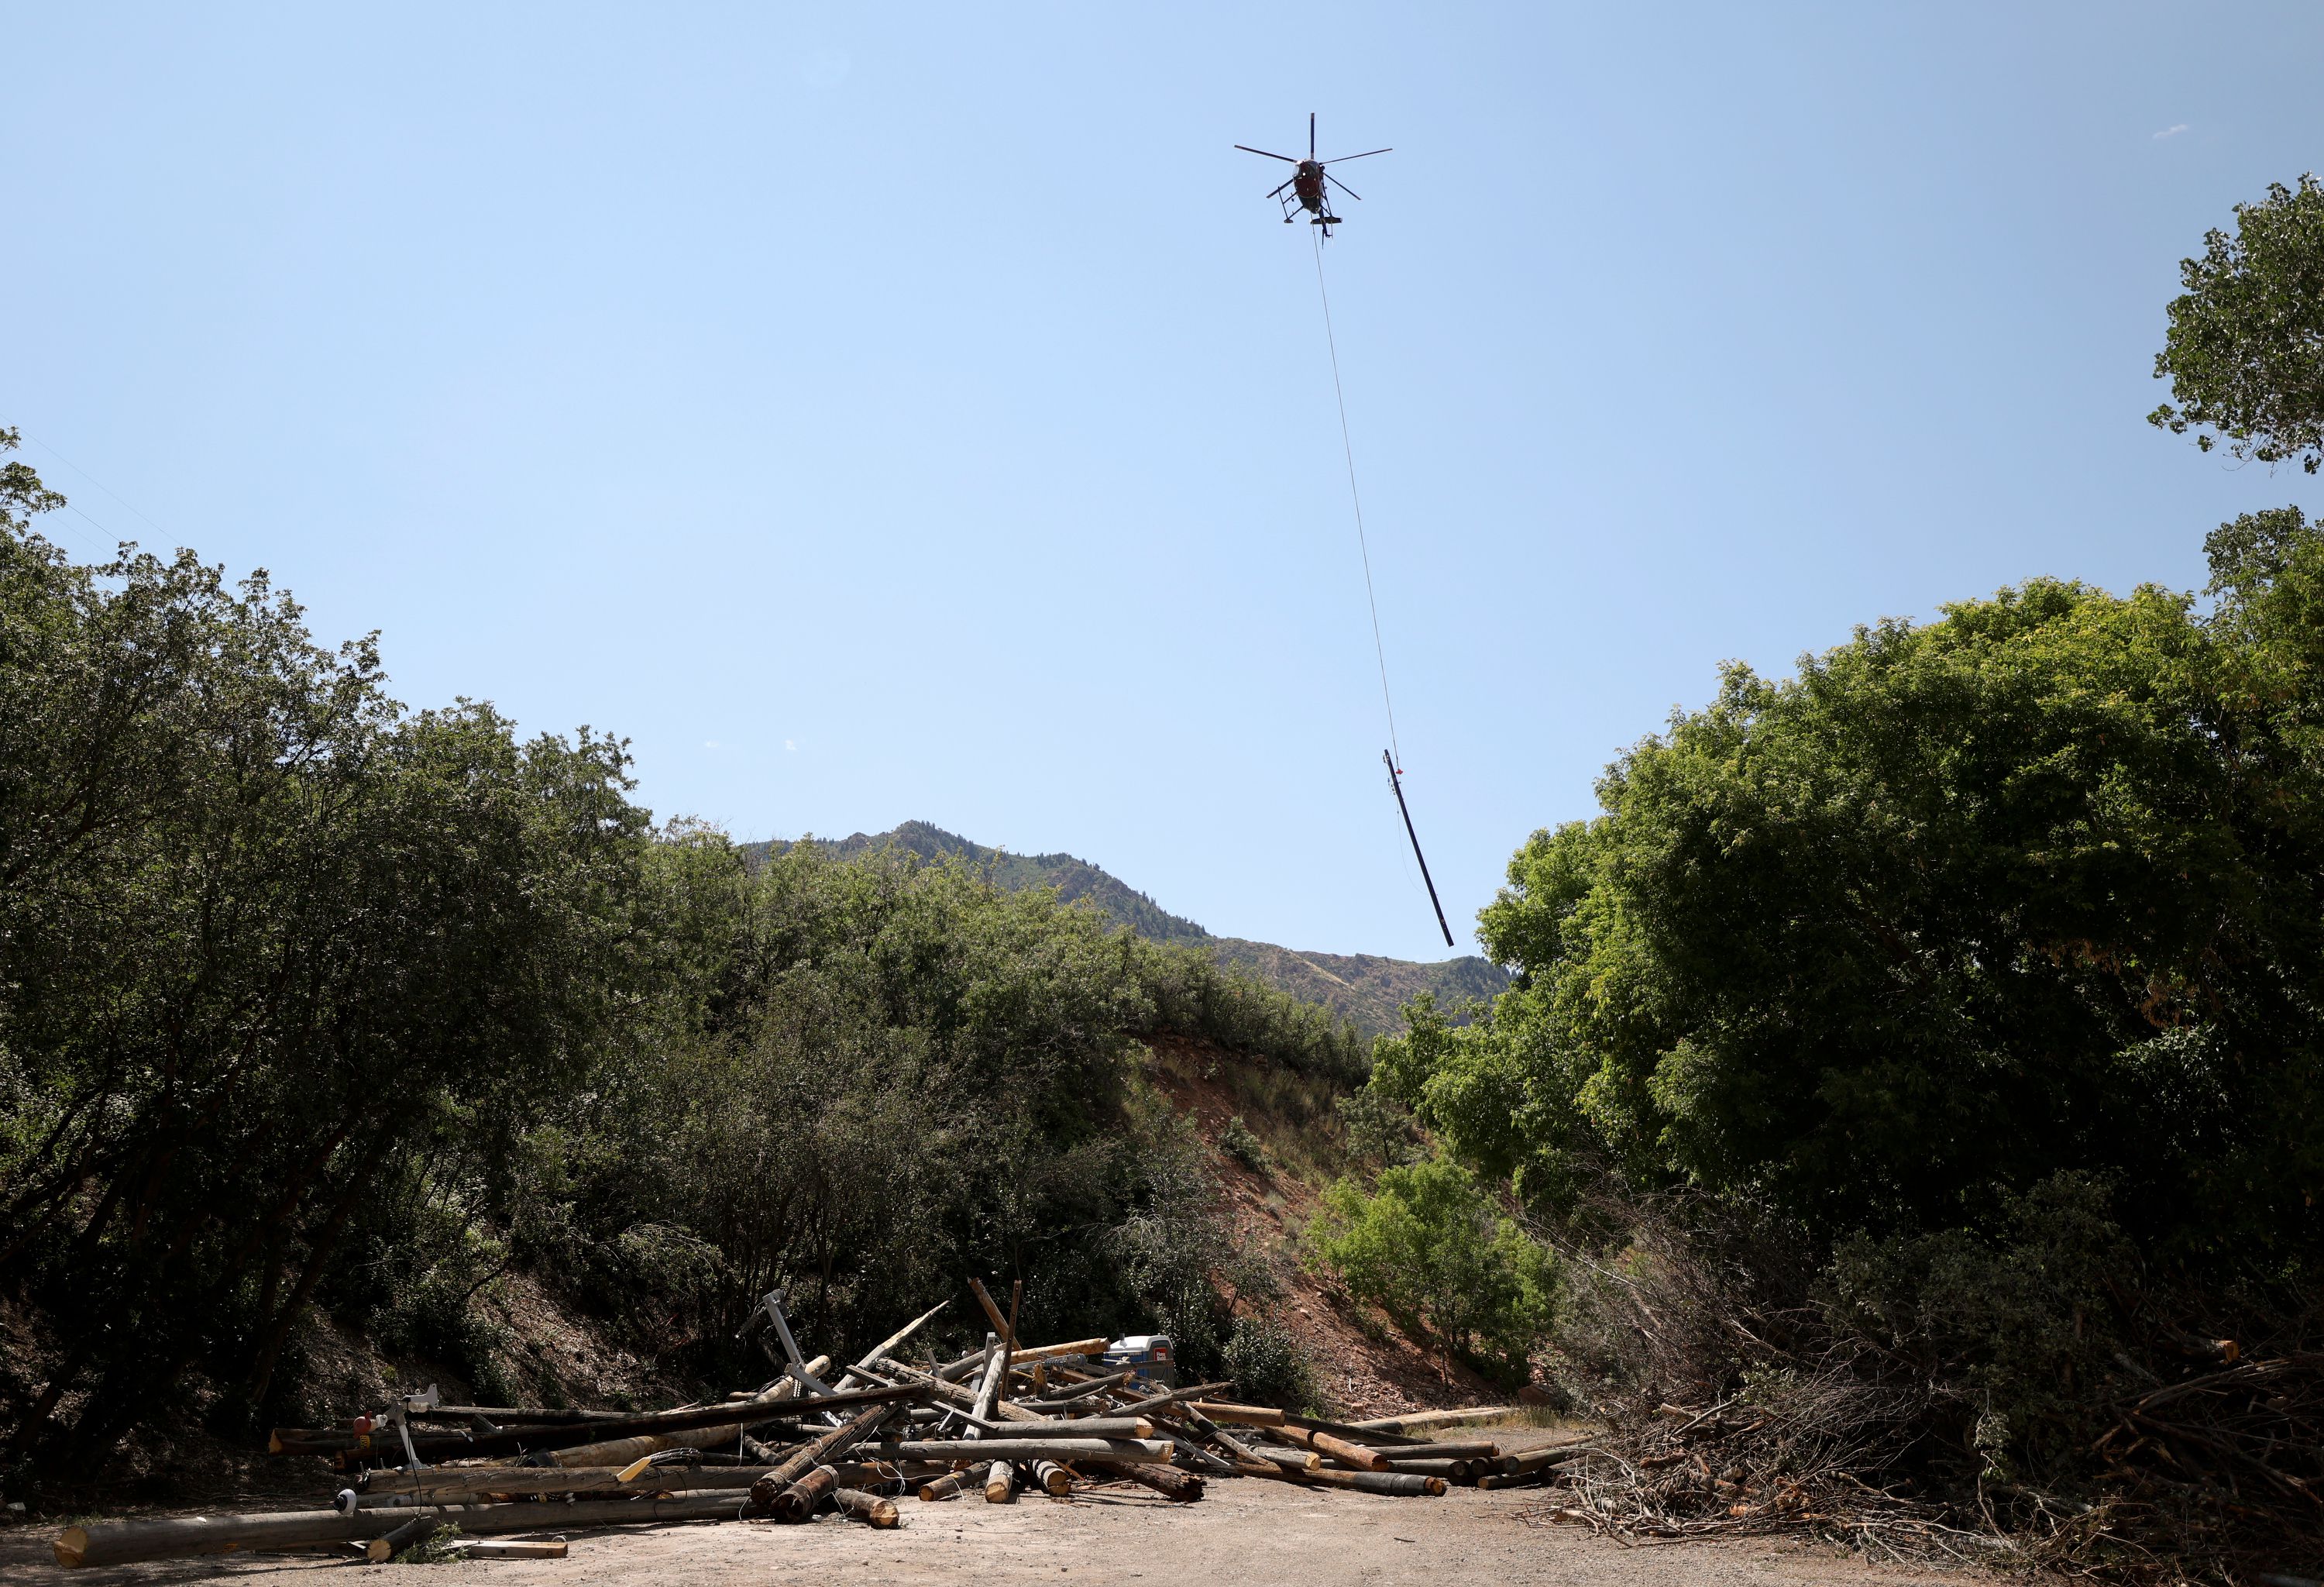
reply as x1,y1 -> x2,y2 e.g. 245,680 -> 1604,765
1234,144 -> 1299,163
1308,112 -> 1316,159
1325,171 -> 1363,201
1319,148 -> 1393,164
1267,177 -> 1296,198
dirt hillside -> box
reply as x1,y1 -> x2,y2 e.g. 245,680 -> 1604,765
1142,1035 -> 1506,1417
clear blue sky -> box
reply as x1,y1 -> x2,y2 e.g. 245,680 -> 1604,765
8,4 -> 2321,960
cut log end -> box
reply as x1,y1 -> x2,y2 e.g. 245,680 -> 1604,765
1311,1431 -> 1391,1472
773,1465 -> 837,1523
834,1489 -> 899,1528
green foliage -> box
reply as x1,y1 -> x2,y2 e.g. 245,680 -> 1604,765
1133,945 -> 1368,1083
759,821 -> 1215,946
1219,1114 -> 1269,1172
1334,1085 -> 1425,1167
1,463 -> 646,1473
1218,1313 -> 1316,1411
2203,504 -> 2315,601
1308,1156 -> 1556,1381
397,1523 -> 464,1563
0,456 -> 1361,1480
491,838 -> 1252,1382
2150,174 -> 2324,473
1353,200 -> 2324,1547
1203,938 -> 1507,1041
1821,1172 -> 2135,1482
1376,548 -> 2324,1269
0,429 -> 65,530
758,822 -> 1509,1040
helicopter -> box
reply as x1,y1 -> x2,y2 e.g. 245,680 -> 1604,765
1235,114 -> 1390,237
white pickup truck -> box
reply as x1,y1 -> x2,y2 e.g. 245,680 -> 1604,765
1099,1334 -> 1178,1388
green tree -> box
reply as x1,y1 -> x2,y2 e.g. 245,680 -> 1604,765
2150,174 -> 2324,473
1372,542 -> 2324,1267
2,456 -> 649,1473
460,832 -> 1356,1397
0,426 -> 1377,1481
0,428 -> 65,528
1309,1156 -> 1556,1381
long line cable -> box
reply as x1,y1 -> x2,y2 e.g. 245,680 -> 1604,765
1308,228 -> 1453,948
14,431 -> 153,554
1310,227 -> 1401,772
22,432 -> 177,542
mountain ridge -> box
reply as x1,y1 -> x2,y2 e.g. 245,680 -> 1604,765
741,820 -> 1506,1037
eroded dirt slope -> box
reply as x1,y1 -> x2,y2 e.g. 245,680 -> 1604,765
1141,1035 -> 1504,1417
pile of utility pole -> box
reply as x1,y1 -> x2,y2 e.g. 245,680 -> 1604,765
50,1279 -> 1545,1569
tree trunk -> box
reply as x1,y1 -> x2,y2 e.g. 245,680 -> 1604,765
243,1156 -> 371,1406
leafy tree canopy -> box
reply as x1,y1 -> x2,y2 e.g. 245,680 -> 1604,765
2150,174 -> 2324,473
1310,1156 -> 1555,1382
0,429 -> 65,530
1373,515 -> 2324,1269
0,439 -> 1363,1479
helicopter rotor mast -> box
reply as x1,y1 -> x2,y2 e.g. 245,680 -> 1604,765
1234,114 -> 1390,233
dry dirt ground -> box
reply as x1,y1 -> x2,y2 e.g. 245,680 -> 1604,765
0,1485 -> 1982,1587
0,1430 -> 1978,1587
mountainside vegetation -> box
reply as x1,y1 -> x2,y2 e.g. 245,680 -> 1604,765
1208,939 -> 1506,1040
0,455 -> 1370,1496
748,822 -> 1507,1036
745,821 -> 1214,945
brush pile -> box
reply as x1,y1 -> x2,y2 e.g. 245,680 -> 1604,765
49,1283 -> 1544,1569
1524,1243 -> 2324,1585
1518,1372 -> 2011,1565
1526,1354 -> 2324,1580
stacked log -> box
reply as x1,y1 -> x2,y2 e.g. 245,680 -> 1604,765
53,1280 -> 1557,1569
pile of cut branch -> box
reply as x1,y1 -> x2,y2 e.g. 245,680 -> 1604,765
1521,1346 -> 2324,1582
1522,1200 -> 2323,1582
2071,1349 -> 2324,1578
1518,1350 -> 2020,1569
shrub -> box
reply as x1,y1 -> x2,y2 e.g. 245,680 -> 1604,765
1133,946 -> 1367,1083
1309,1157 -> 1556,1382
1219,1115 -> 1269,1172
1219,1314 -> 1315,1412
1335,1087 -> 1424,1167
1820,1172 -> 2137,1483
